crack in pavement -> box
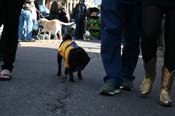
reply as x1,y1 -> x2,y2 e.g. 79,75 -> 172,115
46,81 -> 72,116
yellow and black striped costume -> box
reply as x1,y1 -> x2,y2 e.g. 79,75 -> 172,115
58,40 -> 90,72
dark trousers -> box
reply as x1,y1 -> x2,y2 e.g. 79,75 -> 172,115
0,0 -> 23,71
74,19 -> 85,40
121,2 -> 141,82
100,0 -> 140,86
141,4 -> 175,72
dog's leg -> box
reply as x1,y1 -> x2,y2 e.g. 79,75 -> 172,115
57,53 -> 62,76
64,68 -> 68,75
55,32 -> 59,40
48,32 -> 51,40
67,69 -> 74,82
59,31 -> 62,40
65,68 -> 74,82
69,72 -> 74,82
77,70 -> 83,80
40,31 -> 45,42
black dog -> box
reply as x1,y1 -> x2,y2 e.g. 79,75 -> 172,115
57,34 -> 90,82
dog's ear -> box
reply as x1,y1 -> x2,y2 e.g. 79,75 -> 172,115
63,34 -> 72,41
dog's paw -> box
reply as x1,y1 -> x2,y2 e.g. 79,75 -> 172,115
78,76 -> 83,80
78,72 -> 83,80
69,78 -> 75,82
64,69 -> 68,75
57,72 -> 61,76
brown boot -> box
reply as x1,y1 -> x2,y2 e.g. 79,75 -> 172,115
140,57 -> 157,95
160,66 -> 175,106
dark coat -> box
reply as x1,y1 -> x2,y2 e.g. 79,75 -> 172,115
50,1 -> 62,19
138,0 -> 175,6
72,3 -> 87,23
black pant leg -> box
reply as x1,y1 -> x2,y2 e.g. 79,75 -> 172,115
141,6 -> 163,63
164,9 -> 175,71
1,0 -> 23,71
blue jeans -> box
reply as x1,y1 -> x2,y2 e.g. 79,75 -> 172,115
18,9 -> 33,40
100,0 -> 140,86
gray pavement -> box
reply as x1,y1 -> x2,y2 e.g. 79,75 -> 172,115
0,40 -> 175,116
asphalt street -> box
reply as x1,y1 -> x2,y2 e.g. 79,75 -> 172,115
0,40 -> 174,116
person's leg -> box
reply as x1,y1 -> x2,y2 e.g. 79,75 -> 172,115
0,0 -> 4,61
33,19 -> 38,31
164,9 -> 175,73
0,0 -> 23,79
159,8 -> 175,106
140,5 -> 163,95
18,10 -> 25,41
32,19 -> 38,40
23,10 -> 33,41
74,20 -> 81,40
100,0 -> 123,95
120,2 -> 141,90
0,0 -> 3,26
79,19 -> 85,39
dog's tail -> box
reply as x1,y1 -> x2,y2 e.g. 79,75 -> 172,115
58,21 -> 75,26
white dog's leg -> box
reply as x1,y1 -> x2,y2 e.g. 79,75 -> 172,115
54,32 -> 57,40
48,32 -> 51,40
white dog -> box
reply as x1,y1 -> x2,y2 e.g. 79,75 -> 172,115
38,18 -> 75,40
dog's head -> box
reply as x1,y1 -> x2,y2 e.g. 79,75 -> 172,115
38,18 -> 48,27
62,34 -> 72,41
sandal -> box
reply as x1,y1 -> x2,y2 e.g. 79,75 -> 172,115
0,69 -> 12,80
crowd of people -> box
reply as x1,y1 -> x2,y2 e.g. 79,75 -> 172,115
0,0 -> 175,108
17,0 -> 101,42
